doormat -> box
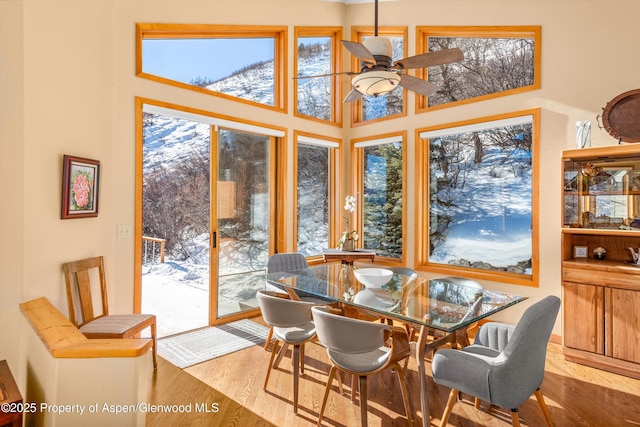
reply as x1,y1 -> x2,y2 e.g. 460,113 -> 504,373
157,319 -> 270,369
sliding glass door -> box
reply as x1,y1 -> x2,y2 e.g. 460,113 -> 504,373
139,102 -> 276,335
214,129 -> 274,318
141,112 -> 211,337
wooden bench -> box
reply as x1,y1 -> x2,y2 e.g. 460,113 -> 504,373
0,360 -> 22,427
20,297 -> 151,359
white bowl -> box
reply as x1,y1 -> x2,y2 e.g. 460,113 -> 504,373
354,268 -> 393,289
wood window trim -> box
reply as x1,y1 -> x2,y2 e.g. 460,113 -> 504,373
135,23 -> 288,113
415,25 -> 542,114
414,108 -> 540,287
292,130 -> 342,260
352,131 -> 408,264
349,26 -> 408,127
293,27 -> 343,127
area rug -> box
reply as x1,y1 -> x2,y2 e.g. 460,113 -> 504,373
158,319 -> 270,369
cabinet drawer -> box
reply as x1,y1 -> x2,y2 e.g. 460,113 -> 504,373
563,265 -> 640,290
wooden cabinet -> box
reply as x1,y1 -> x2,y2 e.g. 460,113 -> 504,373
0,360 -> 22,427
562,145 -> 640,379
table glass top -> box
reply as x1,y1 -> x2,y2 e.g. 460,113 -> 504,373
266,263 -> 526,332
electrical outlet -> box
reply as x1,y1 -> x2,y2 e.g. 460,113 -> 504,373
117,225 -> 132,238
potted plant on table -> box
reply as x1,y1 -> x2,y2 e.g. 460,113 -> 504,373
338,194 -> 359,251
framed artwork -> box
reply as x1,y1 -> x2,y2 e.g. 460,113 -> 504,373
61,155 -> 100,219
573,245 -> 588,259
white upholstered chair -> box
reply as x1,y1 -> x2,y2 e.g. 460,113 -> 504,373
257,290 -> 317,414
311,305 -> 413,427
264,252 -> 329,350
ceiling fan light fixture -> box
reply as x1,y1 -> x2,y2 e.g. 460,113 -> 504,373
351,70 -> 400,96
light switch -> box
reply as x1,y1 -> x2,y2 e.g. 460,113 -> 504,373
117,225 -> 132,238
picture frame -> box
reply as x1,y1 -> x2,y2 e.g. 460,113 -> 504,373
61,155 -> 100,219
573,245 -> 588,259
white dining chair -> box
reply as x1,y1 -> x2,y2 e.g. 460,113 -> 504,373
311,305 -> 413,427
264,253 -> 330,350
257,290 -> 317,414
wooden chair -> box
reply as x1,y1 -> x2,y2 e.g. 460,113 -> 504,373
62,256 -> 157,369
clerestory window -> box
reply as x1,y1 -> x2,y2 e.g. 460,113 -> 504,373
136,24 -> 287,112
294,27 -> 343,125
415,26 -> 541,113
350,27 -> 407,126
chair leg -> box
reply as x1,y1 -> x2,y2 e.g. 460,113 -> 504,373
351,374 -> 358,403
336,370 -> 344,395
151,318 -> 158,369
392,363 -> 413,427
264,326 -> 274,351
263,340 -> 280,390
293,344 -> 300,413
317,366 -> 337,427
274,343 -> 289,368
474,397 -> 481,409
534,389 -> 553,427
510,409 -> 521,427
358,375 -> 368,427
440,388 -> 458,427
300,343 -> 305,374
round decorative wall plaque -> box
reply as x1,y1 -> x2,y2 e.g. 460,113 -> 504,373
601,89 -> 640,143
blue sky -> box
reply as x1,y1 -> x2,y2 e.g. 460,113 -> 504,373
142,38 -> 275,83
143,37 -> 331,84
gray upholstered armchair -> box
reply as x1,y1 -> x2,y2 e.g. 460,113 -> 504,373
431,295 -> 560,427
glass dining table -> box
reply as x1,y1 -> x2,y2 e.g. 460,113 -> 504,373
265,262 -> 527,427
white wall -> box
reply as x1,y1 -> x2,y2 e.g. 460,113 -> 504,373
0,0 -> 26,386
2,0 -> 640,391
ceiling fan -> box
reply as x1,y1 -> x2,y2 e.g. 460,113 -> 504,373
303,0 -> 464,103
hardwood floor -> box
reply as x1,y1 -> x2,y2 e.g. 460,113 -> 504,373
146,321 -> 640,426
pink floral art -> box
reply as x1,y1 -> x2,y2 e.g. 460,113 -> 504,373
72,172 -> 92,209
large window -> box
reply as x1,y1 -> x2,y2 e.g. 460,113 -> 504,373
136,24 -> 287,112
354,133 -> 406,260
294,27 -> 342,125
295,133 -> 340,256
416,26 -> 541,112
416,110 -> 540,286
350,27 -> 407,125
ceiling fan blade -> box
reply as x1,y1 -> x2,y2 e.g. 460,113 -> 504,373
341,40 -> 376,66
394,48 -> 464,70
344,88 -> 363,103
293,71 -> 359,79
398,74 -> 439,97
